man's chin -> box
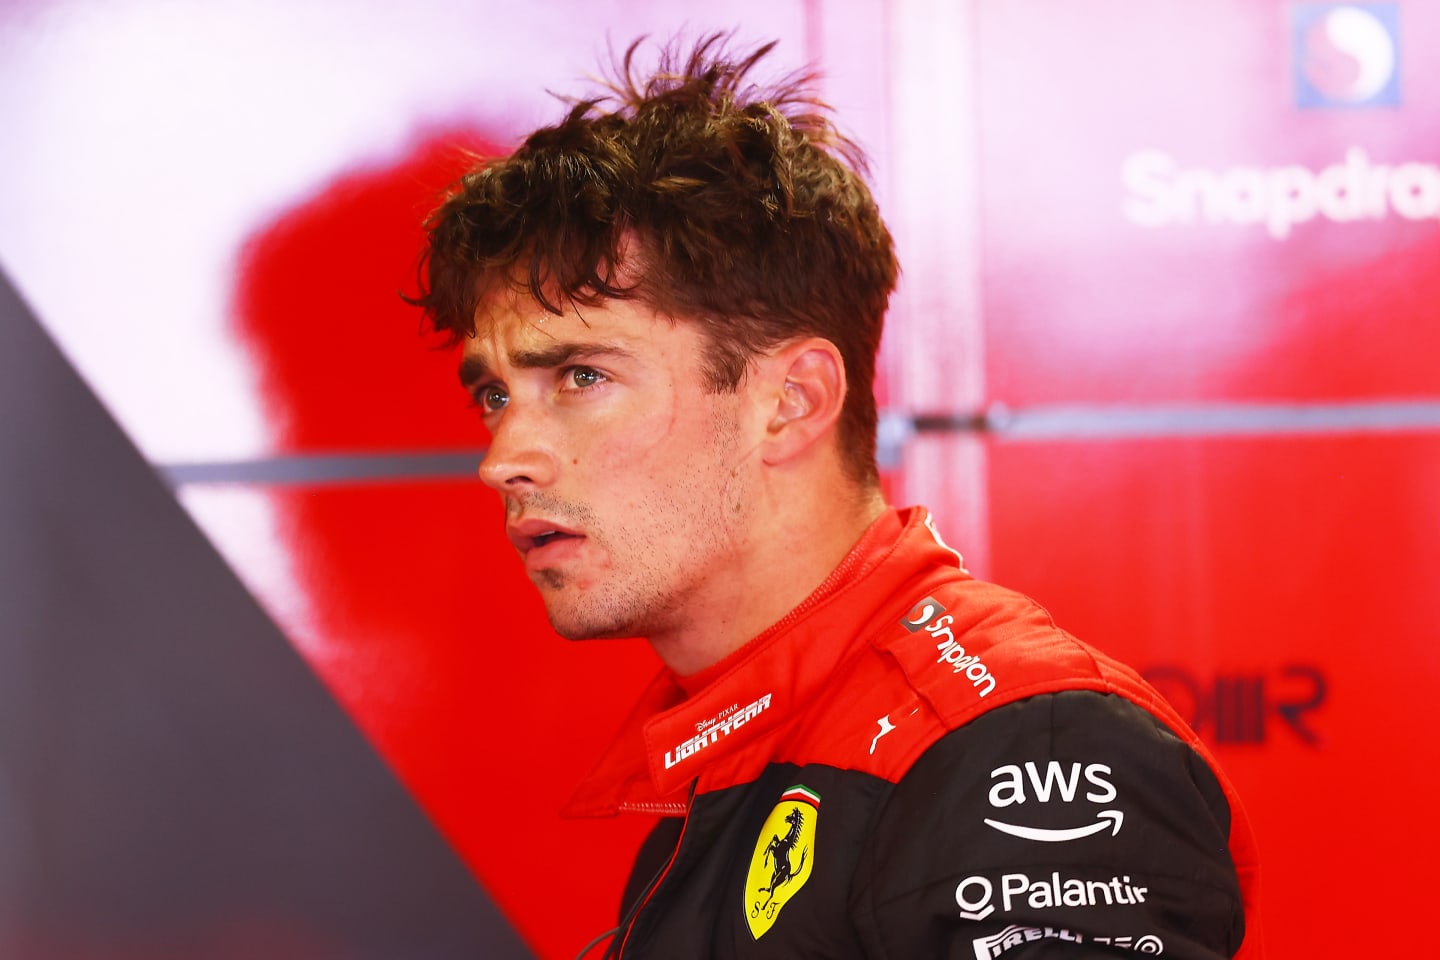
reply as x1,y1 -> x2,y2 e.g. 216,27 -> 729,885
546,616 -> 637,642
532,574 -> 648,640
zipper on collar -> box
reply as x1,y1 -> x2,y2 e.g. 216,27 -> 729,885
618,800 -> 689,816
607,779 -> 697,959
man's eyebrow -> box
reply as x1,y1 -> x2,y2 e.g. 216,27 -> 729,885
458,342 -> 636,387
458,356 -> 491,389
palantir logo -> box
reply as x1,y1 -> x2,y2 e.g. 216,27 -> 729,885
1293,4 -> 1400,108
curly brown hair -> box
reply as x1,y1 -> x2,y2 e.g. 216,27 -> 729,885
409,34 -> 898,484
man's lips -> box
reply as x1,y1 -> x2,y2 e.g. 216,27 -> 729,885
506,518 -> 585,555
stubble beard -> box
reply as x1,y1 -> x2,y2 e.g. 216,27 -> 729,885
535,404 -> 751,643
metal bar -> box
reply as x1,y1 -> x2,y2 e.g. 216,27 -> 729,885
163,400 -> 1440,487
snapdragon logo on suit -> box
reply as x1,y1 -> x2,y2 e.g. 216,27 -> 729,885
1293,3 -> 1400,108
900,596 -> 946,632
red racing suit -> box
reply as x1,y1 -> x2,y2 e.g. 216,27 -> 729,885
564,507 -> 1263,959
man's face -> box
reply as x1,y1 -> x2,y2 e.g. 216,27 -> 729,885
461,295 -> 758,642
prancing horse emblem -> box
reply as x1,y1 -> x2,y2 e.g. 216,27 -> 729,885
759,807 -> 809,908
745,785 -> 820,939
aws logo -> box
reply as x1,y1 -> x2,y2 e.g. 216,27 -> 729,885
744,785 -> 820,939
984,761 -> 1123,842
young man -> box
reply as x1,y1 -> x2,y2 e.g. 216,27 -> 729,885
411,37 -> 1262,960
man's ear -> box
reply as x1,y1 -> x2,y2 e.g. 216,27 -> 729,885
759,338 -> 847,466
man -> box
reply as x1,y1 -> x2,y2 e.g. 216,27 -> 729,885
411,36 -> 1262,960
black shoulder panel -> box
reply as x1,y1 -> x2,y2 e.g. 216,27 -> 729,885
852,690 -> 1245,959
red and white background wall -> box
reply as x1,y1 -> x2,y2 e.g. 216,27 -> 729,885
2,1 -> 1436,956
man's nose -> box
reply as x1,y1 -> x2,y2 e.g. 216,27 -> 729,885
477,407 -> 556,491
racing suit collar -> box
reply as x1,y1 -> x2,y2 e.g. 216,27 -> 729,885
562,506 -> 959,818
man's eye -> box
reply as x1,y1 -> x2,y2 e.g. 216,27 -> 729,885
568,367 -> 604,389
479,384 -> 509,412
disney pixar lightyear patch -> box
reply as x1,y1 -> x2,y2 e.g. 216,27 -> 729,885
745,784 -> 820,939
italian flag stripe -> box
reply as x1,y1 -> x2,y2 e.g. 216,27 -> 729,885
781,784 -> 821,806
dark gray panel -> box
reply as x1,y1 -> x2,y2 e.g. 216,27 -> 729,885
0,267 -> 532,958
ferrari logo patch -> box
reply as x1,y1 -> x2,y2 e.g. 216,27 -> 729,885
745,784 -> 820,939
